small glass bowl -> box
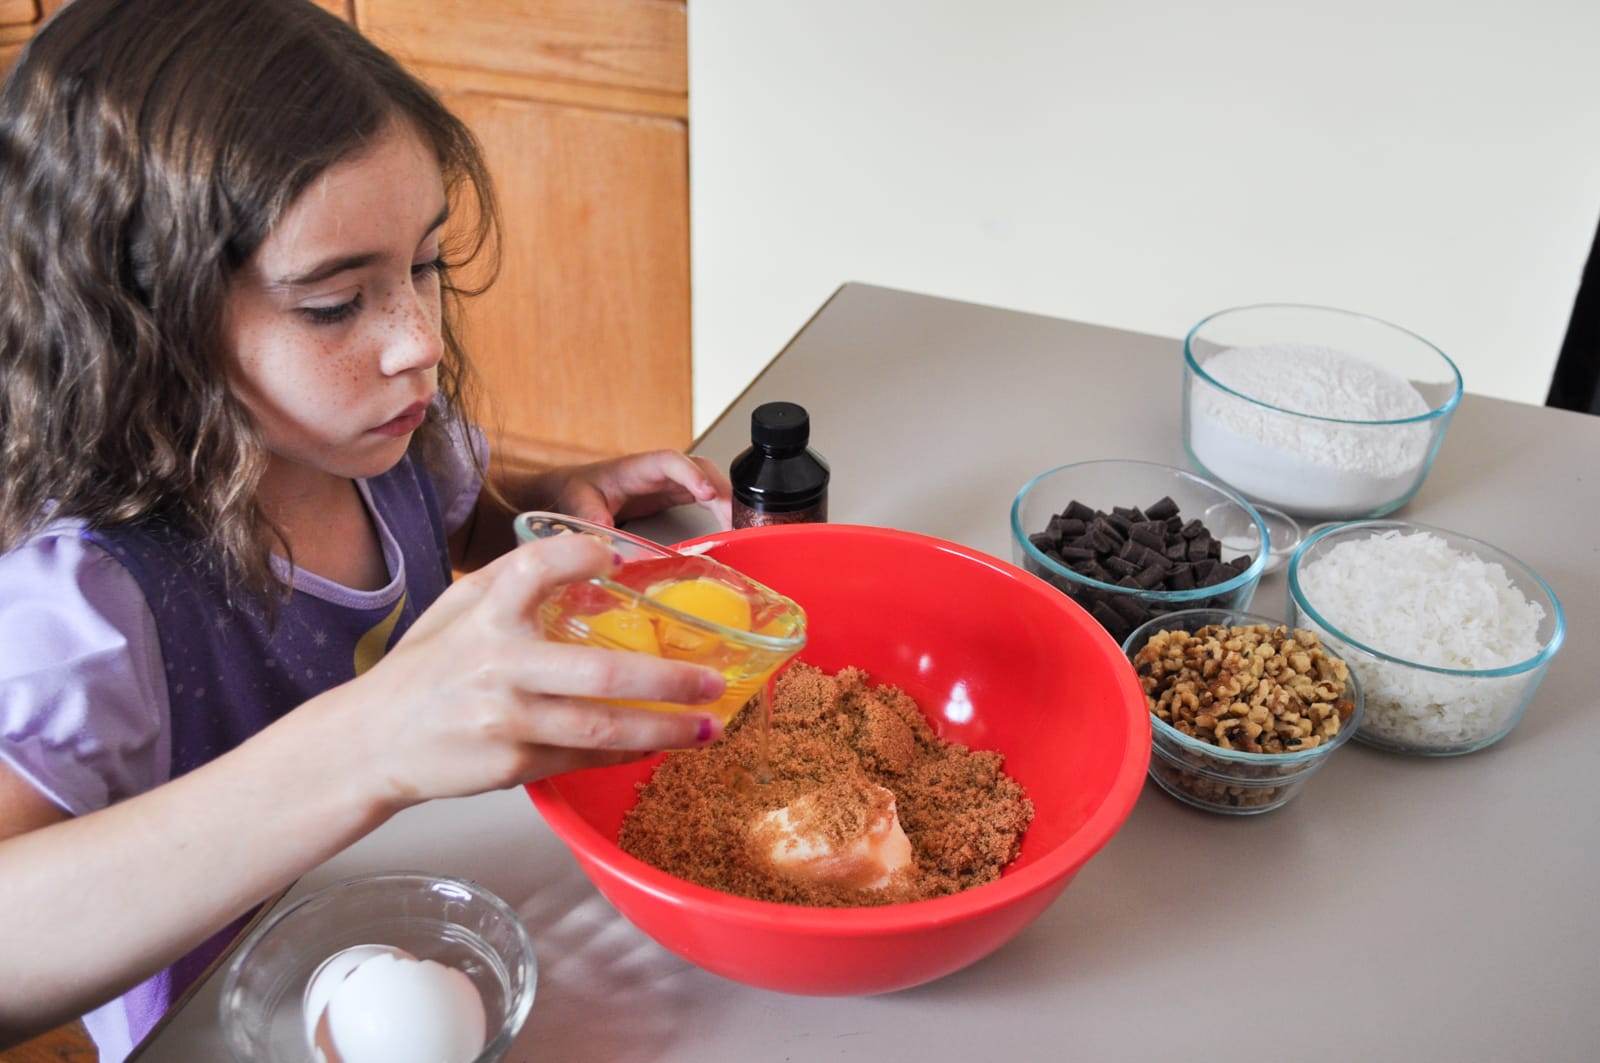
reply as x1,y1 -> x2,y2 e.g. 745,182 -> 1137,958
1010,460 -> 1268,646
1183,304 -> 1463,520
1122,608 -> 1365,815
1287,520 -> 1566,756
220,872 -> 536,1063
513,512 -> 806,726
1203,501 -> 1300,575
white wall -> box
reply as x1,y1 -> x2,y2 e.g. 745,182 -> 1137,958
688,0 -> 1600,434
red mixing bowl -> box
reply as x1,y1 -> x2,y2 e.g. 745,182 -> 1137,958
526,524 -> 1149,995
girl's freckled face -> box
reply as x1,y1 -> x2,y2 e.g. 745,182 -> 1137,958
223,122 -> 449,480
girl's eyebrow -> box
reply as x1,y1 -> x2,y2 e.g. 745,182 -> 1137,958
270,204 -> 450,290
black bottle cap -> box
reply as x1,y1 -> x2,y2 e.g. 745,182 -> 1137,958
751,401 -> 810,450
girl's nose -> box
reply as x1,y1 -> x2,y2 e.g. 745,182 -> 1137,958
378,286 -> 444,377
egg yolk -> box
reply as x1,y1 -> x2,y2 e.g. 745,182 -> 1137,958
581,608 -> 662,656
648,578 -> 752,657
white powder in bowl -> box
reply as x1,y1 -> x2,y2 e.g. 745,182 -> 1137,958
1296,531 -> 1547,751
1189,343 -> 1434,518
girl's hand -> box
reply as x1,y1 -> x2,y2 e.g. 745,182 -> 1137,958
547,450 -> 732,530
326,534 -> 727,814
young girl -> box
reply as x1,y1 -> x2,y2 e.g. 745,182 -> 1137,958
0,1 -> 730,1057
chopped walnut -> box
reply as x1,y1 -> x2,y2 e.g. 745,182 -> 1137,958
1133,624 -> 1354,754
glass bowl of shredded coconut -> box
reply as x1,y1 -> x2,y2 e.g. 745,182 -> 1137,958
1288,521 -> 1565,756
1183,304 -> 1463,520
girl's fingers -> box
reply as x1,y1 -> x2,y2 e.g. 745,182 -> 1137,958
510,641 -> 725,703
523,747 -> 644,779
689,455 -> 733,501
557,480 -> 617,527
621,450 -> 718,502
480,534 -> 614,628
511,698 -> 724,751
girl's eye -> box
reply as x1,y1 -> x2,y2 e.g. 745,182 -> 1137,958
412,257 -> 445,281
300,294 -> 361,326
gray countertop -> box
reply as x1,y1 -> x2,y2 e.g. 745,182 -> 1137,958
138,283 -> 1600,1062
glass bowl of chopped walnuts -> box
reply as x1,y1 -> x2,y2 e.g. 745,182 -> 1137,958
1121,609 -> 1364,815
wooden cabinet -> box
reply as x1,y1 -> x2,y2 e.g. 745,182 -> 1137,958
1,0 -> 693,472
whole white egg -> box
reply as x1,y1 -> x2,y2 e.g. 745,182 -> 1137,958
302,945 -> 414,1049
323,951 -> 488,1063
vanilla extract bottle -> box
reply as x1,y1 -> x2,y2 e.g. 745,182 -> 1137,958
730,401 -> 829,529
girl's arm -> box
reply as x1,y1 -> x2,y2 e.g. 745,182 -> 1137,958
0,705 -> 392,1043
451,449 -> 732,572
0,535 -> 724,1046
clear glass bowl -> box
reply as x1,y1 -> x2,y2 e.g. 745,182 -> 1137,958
1010,460 -> 1268,646
513,512 -> 806,726
1287,520 -> 1566,756
1183,304 -> 1463,520
220,872 -> 536,1063
1203,500 -> 1300,575
1122,608 -> 1365,815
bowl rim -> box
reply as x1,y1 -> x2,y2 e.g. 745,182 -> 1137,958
528,522 -> 1153,933
1120,607 -> 1367,768
1010,459 -> 1270,601
513,510 -> 807,653
1286,519 -> 1567,678
1184,302 -> 1465,426
218,871 -> 537,1063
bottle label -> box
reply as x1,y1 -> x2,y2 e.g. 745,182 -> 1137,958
732,498 -> 828,529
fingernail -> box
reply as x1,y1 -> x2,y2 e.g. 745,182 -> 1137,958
695,716 -> 722,744
611,551 -> 626,567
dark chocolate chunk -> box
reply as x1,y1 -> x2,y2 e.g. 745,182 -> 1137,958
1059,518 -> 1087,538
1229,554 -> 1254,572
1059,545 -> 1096,562
1128,507 -> 1148,525
1200,566 -> 1231,587
1146,496 -> 1180,521
1117,538 -> 1143,561
1090,526 -> 1121,554
1064,500 -> 1096,523
1207,538 -> 1222,560
1111,506 -> 1138,520
1165,515 -> 1184,534
1164,540 -> 1189,562
1194,559 -> 1217,579
1115,575 -> 1141,590
1139,546 -> 1170,570
1167,565 -> 1196,591
1180,519 -> 1206,540
1103,555 -> 1139,577
1130,522 -> 1167,549
1106,513 -> 1133,536
1108,595 -> 1150,625
1029,532 -> 1055,552
1078,561 -> 1109,583
1186,535 -> 1211,561
1089,601 -> 1123,633
1133,564 -> 1167,589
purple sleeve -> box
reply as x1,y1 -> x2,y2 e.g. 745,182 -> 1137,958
0,524 -> 171,816
429,418 -> 488,536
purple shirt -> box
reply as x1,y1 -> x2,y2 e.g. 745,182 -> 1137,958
0,424 -> 483,1061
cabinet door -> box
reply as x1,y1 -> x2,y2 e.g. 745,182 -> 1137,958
0,0 -> 36,75
444,92 -> 690,468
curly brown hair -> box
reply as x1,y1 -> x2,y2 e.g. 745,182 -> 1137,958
0,0 -> 499,603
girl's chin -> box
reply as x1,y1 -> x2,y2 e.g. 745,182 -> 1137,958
326,433 -> 414,480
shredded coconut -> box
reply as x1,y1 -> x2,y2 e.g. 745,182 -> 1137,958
1295,531 -> 1546,751
1189,343 -> 1433,518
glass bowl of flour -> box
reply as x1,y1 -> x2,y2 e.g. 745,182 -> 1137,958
1182,304 -> 1463,520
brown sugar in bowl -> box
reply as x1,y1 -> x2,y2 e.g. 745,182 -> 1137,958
526,524 -> 1150,995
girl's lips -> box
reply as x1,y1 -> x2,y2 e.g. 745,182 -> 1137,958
370,402 -> 428,437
